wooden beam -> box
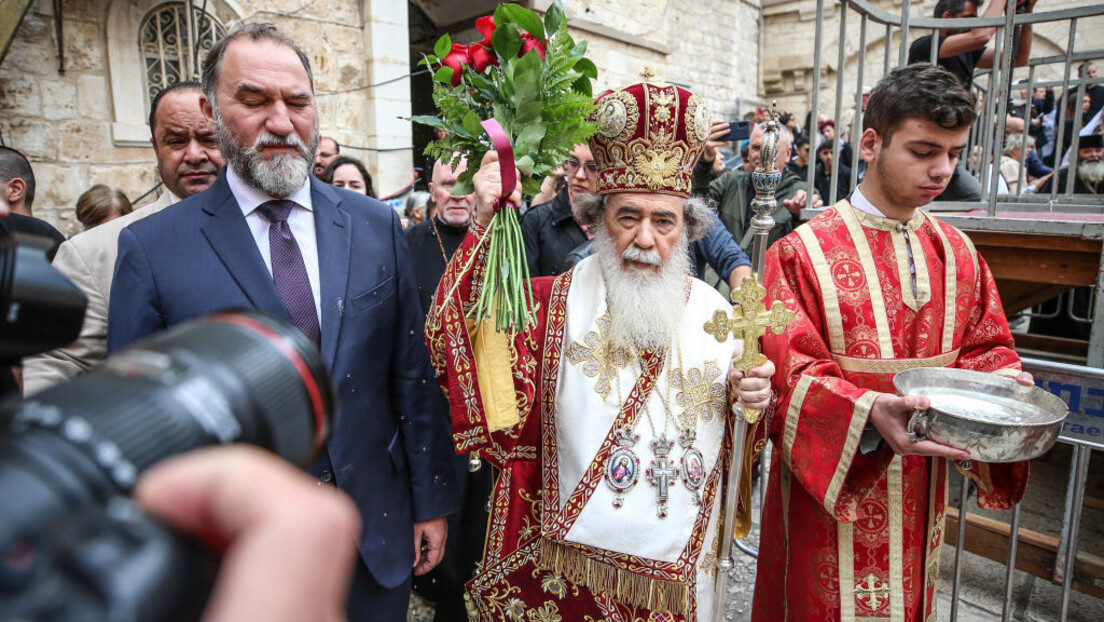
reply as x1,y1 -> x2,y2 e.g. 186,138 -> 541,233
994,281 -> 1069,316
968,232 -> 1102,254
1012,333 -> 1089,360
0,0 -> 33,68
945,507 -> 1104,599
977,246 -> 1101,286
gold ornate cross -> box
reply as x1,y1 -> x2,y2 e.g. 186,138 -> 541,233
640,66 -> 656,82
703,276 -> 795,422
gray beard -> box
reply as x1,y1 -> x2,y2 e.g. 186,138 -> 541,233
214,105 -> 319,198
593,227 -> 691,352
1077,159 -> 1104,190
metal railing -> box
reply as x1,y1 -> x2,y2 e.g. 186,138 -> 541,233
804,0 -> 1104,216
755,3 -> 1104,621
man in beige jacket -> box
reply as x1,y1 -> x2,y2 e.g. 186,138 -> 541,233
22,82 -> 223,394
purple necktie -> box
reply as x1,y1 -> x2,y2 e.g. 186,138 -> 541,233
256,200 -> 321,347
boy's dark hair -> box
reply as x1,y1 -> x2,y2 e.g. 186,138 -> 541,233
148,81 -> 203,136
793,135 -> 809,151
863,64 -> 977,146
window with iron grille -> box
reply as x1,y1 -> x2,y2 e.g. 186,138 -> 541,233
138,2 -> 226,109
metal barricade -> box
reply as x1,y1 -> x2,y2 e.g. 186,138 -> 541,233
740,2 -> 1104,621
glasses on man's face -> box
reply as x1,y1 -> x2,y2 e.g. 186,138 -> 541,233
565,157 -> 599,178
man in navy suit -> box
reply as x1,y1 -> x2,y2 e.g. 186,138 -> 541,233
108,24 -> 458,620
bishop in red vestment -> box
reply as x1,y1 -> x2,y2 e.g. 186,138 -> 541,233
426,81 -> 773,621
752,65 -> 1033,622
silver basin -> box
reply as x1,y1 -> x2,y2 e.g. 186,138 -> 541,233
893,367 -> 1068,463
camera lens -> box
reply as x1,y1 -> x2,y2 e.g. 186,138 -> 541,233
0,311 -> 335,551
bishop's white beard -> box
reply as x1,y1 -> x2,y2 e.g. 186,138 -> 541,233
1077,158 -> 1104,189
594,227 -> 692,352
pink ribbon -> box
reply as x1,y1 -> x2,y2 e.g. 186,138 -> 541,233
480,119 -> 517,211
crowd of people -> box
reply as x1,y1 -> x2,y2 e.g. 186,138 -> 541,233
0,1 -> 1100,620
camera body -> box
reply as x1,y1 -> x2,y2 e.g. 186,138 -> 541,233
0,228 -> 334,622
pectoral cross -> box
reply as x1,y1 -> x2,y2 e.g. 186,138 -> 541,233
646,437 -> 678,519
703,277 -> 795,422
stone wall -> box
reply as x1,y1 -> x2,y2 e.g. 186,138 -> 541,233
555,0 -> 761,126
760,0 -> 1104,137
0,0 -> 401,235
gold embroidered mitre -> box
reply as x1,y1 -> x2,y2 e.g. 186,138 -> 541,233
587,80 -> 710,198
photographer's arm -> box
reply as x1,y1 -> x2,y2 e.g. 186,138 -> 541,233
135,446 -> 360,622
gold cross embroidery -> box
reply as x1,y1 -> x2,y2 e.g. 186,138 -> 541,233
565,313 -> 629,401
670,361 -> 726,427
854,573 -> 891,612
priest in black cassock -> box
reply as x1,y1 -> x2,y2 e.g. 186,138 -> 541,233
405,156 -> 491,622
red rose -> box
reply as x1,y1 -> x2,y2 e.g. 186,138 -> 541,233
519,34 -> 546,61
469,44 -> 497,73
441,44 -> 471,86
475,15 -> 496,46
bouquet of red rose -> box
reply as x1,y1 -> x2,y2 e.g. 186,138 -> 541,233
410,0 -> 597,332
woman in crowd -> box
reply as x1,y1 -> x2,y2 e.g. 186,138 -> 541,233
322,156 -> 376,198
76,184 -> 132,231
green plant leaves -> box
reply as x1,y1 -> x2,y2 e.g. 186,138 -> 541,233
545,1 -> 566,32
434,66 -> 454,85
499,3 -> 545,39
575,58 -> 598,79
491,12 -> 522,59
434,34 -> 452,59
407,115 -> 448,130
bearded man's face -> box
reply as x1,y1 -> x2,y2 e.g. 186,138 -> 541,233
595,192 -> 691,352
1077,147 -> 1104,189
601,193 -> 686,272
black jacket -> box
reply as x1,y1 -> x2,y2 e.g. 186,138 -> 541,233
521,186 -> 587,277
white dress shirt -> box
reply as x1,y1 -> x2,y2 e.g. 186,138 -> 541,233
226,166 -> 322,324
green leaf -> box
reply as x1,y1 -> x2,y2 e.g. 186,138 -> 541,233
434,66 -> 455,85
434,34 -> 452,59
451,177 -> 475,196
569,40 -> 588,59
516,155 -> 535,176
491,17 -> 522,59
462,110 -> 483,137
407,115 -> 449,130
572,74 -> 593,97
522,176 -> 543,197
418,54 -> 438,68
515,101 -> 543,124
500,3 -> 544,39
545,0 -> 566,32
516,122 -> 547,155
575,58 -> 598,79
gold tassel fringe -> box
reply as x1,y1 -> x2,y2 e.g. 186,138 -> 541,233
538,538 -> 689,617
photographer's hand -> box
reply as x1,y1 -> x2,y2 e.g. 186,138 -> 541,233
135,446 -> 361,622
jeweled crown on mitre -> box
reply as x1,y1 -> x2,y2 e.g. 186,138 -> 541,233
586,77 -> 710,198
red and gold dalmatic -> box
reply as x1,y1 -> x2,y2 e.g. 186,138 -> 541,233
753,200 -> 1029,622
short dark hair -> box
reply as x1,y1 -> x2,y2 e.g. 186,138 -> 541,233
934,0 -> 971,18
794,135 -> 809,151
0,146 -> 35,208
201,23 -> 314,106
817,140 -> 834,154
148,81 -> 203,137
863,64 -> 977,146
323,155 -> 376,198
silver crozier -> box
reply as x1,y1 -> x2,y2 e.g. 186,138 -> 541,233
707,104 -> 795,621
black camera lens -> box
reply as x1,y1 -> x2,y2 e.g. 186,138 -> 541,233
0,311 -> 335,552
0,233 -> 85,364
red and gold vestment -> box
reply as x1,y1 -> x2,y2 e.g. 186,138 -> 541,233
426,222 -> 741,621
752,201 -> 1029,621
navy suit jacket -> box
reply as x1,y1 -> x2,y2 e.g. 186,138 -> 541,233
108,172 -> 459,587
